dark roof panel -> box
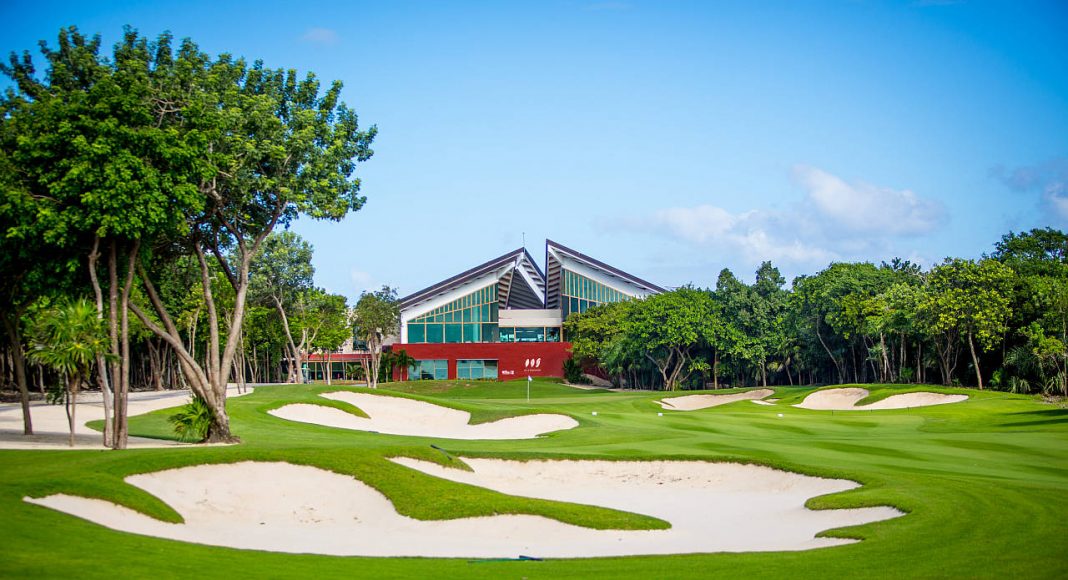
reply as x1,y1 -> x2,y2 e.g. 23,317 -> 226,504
399,247 -> 544,310
545,239 -> 667,293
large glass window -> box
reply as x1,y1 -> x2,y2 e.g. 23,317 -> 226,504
499,326 -> 515,343
407,284 -> 499,343
561,270 -> 628,320
516,326 -> 545,342
409,359 -> 448,380
457,359 -> 498,380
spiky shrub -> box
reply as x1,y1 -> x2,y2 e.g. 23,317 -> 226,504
168,396 -> 215,442
564,357 -> 591,384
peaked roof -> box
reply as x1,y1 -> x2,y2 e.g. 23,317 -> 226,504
398,247 -> 545,311
546,239 -> 666,292
544,239 -> 665,309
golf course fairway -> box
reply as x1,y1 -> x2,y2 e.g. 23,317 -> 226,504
1,379 -> 1065,578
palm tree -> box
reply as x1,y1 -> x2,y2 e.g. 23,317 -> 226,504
27,299 -> 112,447
388,349 -> 417,383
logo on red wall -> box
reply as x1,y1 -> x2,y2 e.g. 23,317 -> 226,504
524,358 -> 542,369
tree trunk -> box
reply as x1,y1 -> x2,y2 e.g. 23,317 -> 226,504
88,237 -> 113,446
107,242 -> 123,448
880,332 -> 891,383
916,340 -> 923,384
326,350 -> 333,385
851,342 -> 860,384
147,339 -> 162,391
2,315 -> 32,435
113,240 -> 139,450
273,296 -> 303,384
250,343 -> 259,384
967,331 -> 983,390
666,349 -> 690,391
712,349 -> 719,389
899,332 -> 906,383
815,315 -> 844,383
65,376 -> 75,447
935,334 -> 957,386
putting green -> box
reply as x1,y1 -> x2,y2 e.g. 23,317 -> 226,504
1,380 -> 1066,578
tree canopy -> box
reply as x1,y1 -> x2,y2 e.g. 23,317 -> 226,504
1,26 -> 375,442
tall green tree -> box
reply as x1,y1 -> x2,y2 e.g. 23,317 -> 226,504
305,292 -> 350,385
714,268 -> 761,385
3,27 -> 375,442
993,228 -> 1068,386
923,258 -> 1013,389
752,261 -> 788,386
352,286 -> 398,389
249,231 -> 315,384
121,33 -> 374,441
1,28 -> 202,447
627,287 -> 718,391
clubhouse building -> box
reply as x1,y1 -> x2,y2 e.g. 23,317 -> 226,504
391,240 -> 664,381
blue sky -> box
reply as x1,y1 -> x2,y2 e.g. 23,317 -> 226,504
3,1 -> 1067,301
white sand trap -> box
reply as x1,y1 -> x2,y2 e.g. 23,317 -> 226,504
27,459 -> 902,558
268,391 -> 577,440
794,388 -> 968,411
659,389 -> 774,411
0,386 -> 253,450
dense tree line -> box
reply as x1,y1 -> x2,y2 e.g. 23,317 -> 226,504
567,228 -> 1067,394
0,27 -> 374,445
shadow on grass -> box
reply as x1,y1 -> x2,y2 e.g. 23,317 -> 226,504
997,408 -> 1068,427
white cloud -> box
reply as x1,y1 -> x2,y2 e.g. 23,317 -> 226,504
615,165 -> 948,281
1045,182 -> 1068,224
793,165 -> 946,235
651,205 -> 743,244
648,204 -> 836,268
301,27 -> 339,45
993,158 -> 1068,226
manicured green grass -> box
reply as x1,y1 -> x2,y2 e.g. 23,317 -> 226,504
2,380 -> 1066,578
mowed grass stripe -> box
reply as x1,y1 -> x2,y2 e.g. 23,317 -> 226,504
1,380 -> 1065,578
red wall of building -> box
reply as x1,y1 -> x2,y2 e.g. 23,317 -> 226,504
391,342 -> 572,381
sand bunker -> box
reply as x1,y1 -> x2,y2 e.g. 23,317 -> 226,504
268,391 -> 578,440
0,386 -> 252,450
28,459 -> 901,558
659,389 -> 774,411
794,388 -> 967,411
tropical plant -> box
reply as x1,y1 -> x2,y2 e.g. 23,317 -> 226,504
563,356 -> 590,384
168,395 -> 215,442
26,299 -> 112,446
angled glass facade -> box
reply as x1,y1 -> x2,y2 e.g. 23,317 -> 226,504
406,285 -> 499,344
561,270 -> 628,319
398,242 -> 662,359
